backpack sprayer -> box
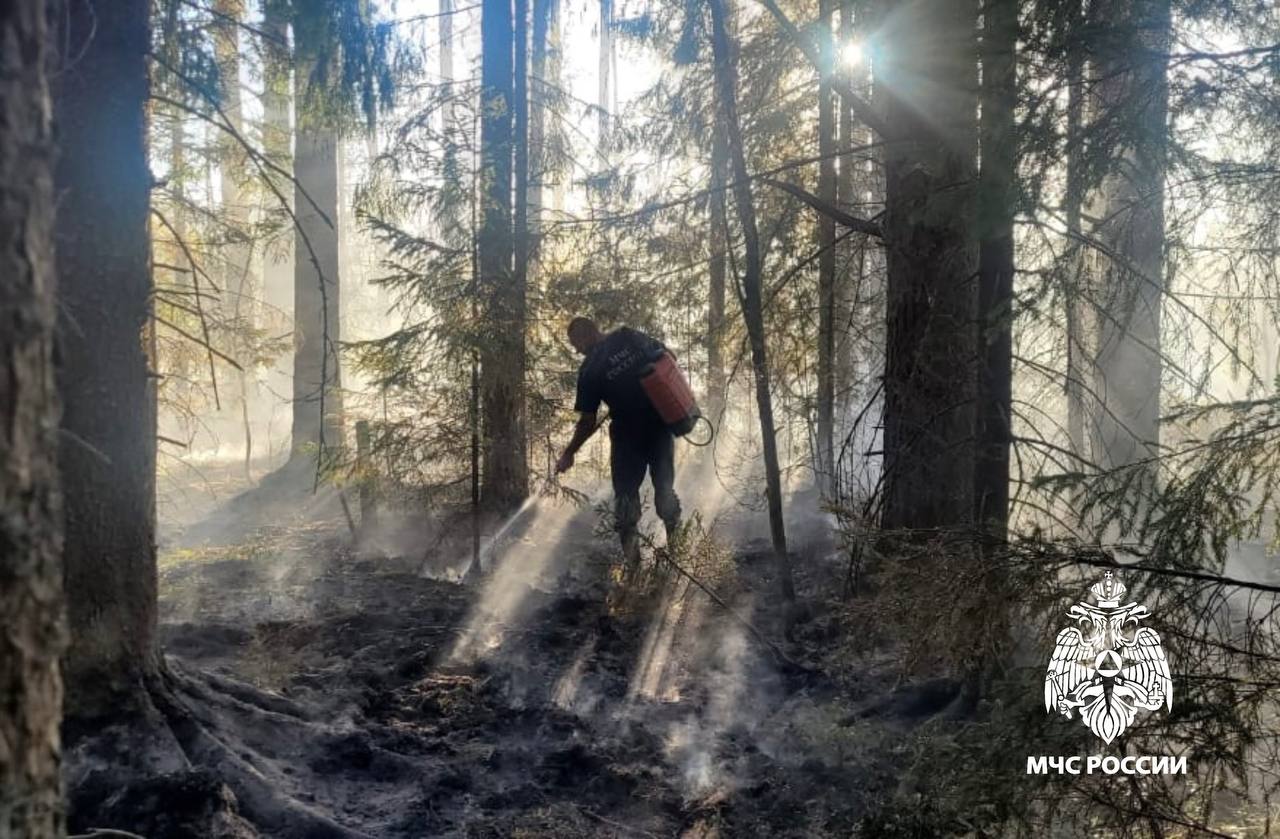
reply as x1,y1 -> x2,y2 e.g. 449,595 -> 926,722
639,350 -> 714,446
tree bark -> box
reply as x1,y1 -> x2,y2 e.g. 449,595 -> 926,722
874,0 -> 979,531
213,0 -> 256,478
515,0 -> 531,465
441,0 -> 457,147
0,1 -> 66,832
833,0 -> 858,453
549,0 -> 564,215
974,0 -> 1016,539
55,0 -> 160,721
1087,0 -> 1170,474
815,0 -> 837,496
480,0 -> 529,510
706,122 -> 729,423
597,0 -> 612,156
1063,0 -> 1087,462
709,0 -> 795,603
291,12 -> 343,460
530,0 -> 555,269
262,3 -> 293,325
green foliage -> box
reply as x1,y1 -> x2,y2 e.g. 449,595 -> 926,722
289,0 -> 401,131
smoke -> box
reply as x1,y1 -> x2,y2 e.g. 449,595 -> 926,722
449,487 -> 605,662
627,576 -> 704,703
654,598 -> 775,797
553,634 -> 601,713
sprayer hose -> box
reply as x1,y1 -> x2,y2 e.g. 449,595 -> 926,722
683,415 -> 716,448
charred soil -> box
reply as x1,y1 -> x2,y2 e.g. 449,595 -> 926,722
70,497 -> 957,838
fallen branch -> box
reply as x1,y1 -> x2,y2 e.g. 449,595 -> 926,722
643,533 -> 802,672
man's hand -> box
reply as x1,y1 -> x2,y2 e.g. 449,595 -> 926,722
556,412 -> 598,476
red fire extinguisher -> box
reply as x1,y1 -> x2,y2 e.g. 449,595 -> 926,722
640,351 -> 703,437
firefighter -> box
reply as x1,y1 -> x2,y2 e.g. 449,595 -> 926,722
555,316 -> 682,563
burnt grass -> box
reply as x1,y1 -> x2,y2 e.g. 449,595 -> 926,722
141,504 -> 936,838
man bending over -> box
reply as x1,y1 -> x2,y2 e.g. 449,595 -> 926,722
555,317 -> 682,563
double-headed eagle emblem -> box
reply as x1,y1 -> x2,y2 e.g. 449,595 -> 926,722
1045,571 -> 1172,743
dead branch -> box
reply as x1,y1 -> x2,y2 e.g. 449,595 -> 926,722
154,314 -> 243,371
151,207 -> 224,408
762,177 -> 884,236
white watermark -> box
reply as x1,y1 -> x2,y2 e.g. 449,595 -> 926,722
1028,573 -> 1183,775
1026,755 -> 1187,775
1045,571 -> 1173,743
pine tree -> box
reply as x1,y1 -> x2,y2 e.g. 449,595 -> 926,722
291,1 -> 345,461
1085,0 -> 1170,475
974,0 -> 1017,539
479,0 -> 529,511
875,0 -> 979,531
55,0 -> 160,724
815,0 -> 838,497
213,0 -> 257,477
709,0 -> 795,603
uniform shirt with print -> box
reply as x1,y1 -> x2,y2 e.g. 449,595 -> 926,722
573,327 -> 668,435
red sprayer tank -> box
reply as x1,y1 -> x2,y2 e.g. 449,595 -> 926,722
640,352 -> 701,436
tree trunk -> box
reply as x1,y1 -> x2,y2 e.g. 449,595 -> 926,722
291,14 -> 343,460
549,0 -> 565,214
834,0 -> 874,496
515,0 -> 531,467
55,0 -> 160,721
974,0 -> 1016,539
213,0 -> 255,478
706,122 -> 729,423
815,0 -> 837,496
515,0 -> 530,291
530,0 -> 555,269
833,0 -> 857,453
874,0 -> 979,531
480,0 -> 529,510
0,2 -> 65,832
709,0 -> 795,603
1063,0 -> 1087,462
1087,0 -> 1169,474
160,1 -> 194,390
441,0 -> 457,147
262,4 -> 293,324
597,0 -> 612,156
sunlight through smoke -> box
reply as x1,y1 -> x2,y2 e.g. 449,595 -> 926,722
553,634 -> 598,712
840,41 -> 863,68
661,608 -> 755,797
449,487 -> 601,662
628,576 -> 708,703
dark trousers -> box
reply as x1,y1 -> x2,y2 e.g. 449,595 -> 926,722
610,425 -> 681,546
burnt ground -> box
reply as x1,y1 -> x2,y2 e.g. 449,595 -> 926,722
56,458 -> 1260,839
134,476 -> 951,838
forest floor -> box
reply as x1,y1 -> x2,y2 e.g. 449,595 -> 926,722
140,459 -> 966,838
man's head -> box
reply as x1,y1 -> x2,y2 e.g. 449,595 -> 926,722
567,316 -> 604,355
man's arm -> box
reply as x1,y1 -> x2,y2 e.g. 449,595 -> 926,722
556,411 -> 599,473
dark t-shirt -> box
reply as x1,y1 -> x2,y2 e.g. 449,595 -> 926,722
574,327 -> 667,434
